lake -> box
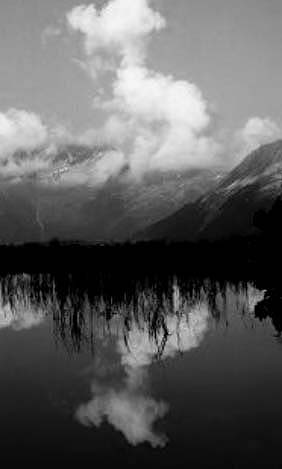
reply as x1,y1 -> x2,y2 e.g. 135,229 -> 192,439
0,272 -> 281,467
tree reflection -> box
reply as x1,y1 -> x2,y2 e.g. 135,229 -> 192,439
0,272 -> 271,448
0,273 -> 268,348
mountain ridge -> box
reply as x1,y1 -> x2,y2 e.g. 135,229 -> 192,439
0,143 -> 223,244
137,140 -> 282,242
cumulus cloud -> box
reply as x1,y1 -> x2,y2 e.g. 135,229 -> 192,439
8,0 -> 279,188
106,66 -> 221,175
234,117 -> 282,163
7,1 -> 278,187
67,0 -> 165,67
67,0 -> 221,177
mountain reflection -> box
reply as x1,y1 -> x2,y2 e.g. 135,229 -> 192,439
76,296 -> 210,447
0,274 -> 267,347
0,273 -> 270,447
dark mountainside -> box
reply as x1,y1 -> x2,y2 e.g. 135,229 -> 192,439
138,140 -> 282,242
0,143 -> 222,244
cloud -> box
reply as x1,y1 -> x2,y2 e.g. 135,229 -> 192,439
67,0 -> 221,177
234,117 -> 282,163
0,109 -> 63,180
52,148 -> 126,187
67,0 -> 165,67
242,117 -> 281,145
0,109 -> 48,158
0,108 -> 126,184
106,65 -> 220,175
3,2 -> 279,187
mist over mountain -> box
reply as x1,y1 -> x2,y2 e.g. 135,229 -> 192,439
138,140 -> 282,242
0,143 -> 222,244
2,138 -> 282,245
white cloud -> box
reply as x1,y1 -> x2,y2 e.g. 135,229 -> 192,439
0,109 -> 48,158
108,65 -> 220,175
243,117 -> 281,145
234,117 -> 282,163
0,109 -> 53,179
6,1 -> 278,188
67,0 -> 165,67
0,108 -> 126,184
111,67 -> 210,129
67,0 -> 221,177
53,148 -> 126,187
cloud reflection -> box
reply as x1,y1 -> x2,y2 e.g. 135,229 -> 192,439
0,288 -> 45,331
0,273 -> 267,447
119,302 -> 210,368
0,307 -> 44,331
76,366 -> 168,447
76,282 -> 210,448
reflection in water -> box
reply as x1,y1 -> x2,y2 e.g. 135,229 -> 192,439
0,275 -> 266,350
119,301 -> 210,368
76,365 -> 169,447
0,304 -> 44,331
0,274 -> 271,448
76,292 -> 210,447
0,275 -> 46,331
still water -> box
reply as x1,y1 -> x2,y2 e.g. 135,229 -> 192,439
0,273 -> 281,467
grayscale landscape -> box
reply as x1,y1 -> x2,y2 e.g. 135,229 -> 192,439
0,0 -> 282,467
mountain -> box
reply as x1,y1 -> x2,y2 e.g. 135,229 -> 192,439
138,140 -> 282,242
0,144 -> 222,244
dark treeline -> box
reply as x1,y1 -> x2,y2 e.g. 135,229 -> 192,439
0,235 -> 278,281
0,200 -> 282,278
0,193 -> 282,282
0,195 -> 281,280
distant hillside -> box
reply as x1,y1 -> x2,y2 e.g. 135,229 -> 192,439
0,144 -> 222,244
137,140 -> 282,242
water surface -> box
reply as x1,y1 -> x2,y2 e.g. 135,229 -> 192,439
0,273 -> 281,467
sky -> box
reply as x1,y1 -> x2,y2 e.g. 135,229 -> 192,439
0,0 -> 282,180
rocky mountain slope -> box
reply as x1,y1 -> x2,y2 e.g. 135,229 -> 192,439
138,140 -> 282,242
